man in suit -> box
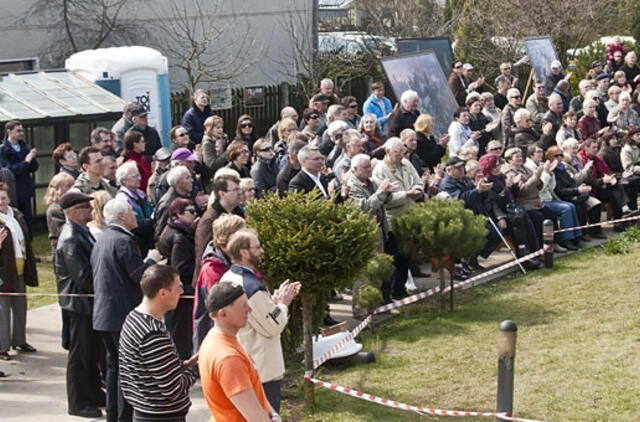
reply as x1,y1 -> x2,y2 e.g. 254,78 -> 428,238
0,120 -> 38,237
288,145 -> 330,198
55,192 -> 104,418
91,198 -> 161,422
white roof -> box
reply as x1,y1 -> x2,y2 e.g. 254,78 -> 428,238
65,46 -> 168,80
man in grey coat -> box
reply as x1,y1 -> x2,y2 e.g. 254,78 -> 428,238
91,198 -> 161,422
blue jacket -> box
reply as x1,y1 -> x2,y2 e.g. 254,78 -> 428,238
91,225 -> 156,332
181,106 -> 213,145
0,139 -> 38,202
363,94 -> 393,134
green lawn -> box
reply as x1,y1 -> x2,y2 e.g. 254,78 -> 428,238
26,229 -> 57,310
294,245 -> 640,422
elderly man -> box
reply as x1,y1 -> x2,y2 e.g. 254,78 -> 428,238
449,63 -> 485,106
540,94 -> 564,149
154,166 -> 194,241
494,61 -> 519,89
111,102 -> 137,154
525,79 -> 549,128
333,129 -> 364,183
288,145 -> 331,199
440,156 -> 501,271
400,128 -> 423,176
387,90 -> 421,138
318,77 -> 340,105
55,192 -> 103,418
0,120 -> 39,236
493,75 -> 511,110
267,106 -> 298,143
306,94 -> 330,128
545,60 -> 572,96
193,173 -> 245,284
91,198 -> 161,422
363,81 -> 393,134
199,283 -> 280,422
276,139 -> 306,196
72,146 -> 118,197
218,229 -> 300,413
501,88 -> 523,149
569,79 -> 593,119
126,105 -> 162,161
372,137 -> 424,302
90,127 -> 117,158
119,265 -> 199,422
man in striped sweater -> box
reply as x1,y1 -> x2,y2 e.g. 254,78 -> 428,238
119,265 -> 199,422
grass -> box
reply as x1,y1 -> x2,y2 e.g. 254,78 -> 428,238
26,228 -> 57,310
291,245 -> 640,422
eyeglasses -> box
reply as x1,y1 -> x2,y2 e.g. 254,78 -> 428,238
240,123 -> 253,128
502,67 -> 512,71
554,154 -> 564,158
184,207 -> 197,214
177,132 -> 188,137
308,115 -> 319,120
259,146 -> 273,152
348,104 -> 357,108
512,96 -> 522,99
489,147 -> 503,151
454,64 -> 462,69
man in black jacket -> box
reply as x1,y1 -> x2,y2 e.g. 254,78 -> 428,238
55,192 -> 103,418
126,106 -> 162,162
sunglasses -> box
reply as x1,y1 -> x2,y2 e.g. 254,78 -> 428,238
489,147 -> 503,151
308,115 -> 319,120
554,154 -> 564,158
177,132 -> 188,137
184,207 -> 197,214
454,65 -> 462,69
512,96 -> 522,99
259,146 -> 273,152
240,123 -> 253,128
348,104 -> 357,108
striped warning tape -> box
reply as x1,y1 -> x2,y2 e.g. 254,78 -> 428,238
552,213 -> 640,234
0,292 -> 195,299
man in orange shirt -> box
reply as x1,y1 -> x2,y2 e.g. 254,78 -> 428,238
198,282 -> 281,422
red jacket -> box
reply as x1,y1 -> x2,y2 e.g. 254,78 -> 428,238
126,151 -> 151,192
578,149 -> 611,179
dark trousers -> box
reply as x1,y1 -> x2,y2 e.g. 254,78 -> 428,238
527,206 -> 560,245
479,219 -> 502,259
67,312 -> 103,412
262,379 -> 282,413
594,184 -> 629,218
17,197 -> 33,239
165,297 -> 194,361
100,331 -> 132,422
383,232 -> 409,301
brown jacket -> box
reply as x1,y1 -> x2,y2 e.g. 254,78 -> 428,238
0,208 -> 38,292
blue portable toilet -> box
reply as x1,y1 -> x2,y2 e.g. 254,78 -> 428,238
65,46 -> 172,146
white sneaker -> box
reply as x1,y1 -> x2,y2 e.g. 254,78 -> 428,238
553,243 -> 567,253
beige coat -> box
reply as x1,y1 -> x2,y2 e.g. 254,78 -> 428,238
371,157 -> 423,228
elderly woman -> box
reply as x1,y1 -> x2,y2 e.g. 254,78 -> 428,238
622,51 -> 640,90
561,138 -> 594,183
605,85 -> 622,111
501,148 -> 566,251
201,115 -> 229,172
115,161 -> 154,255
234,114 -> 257,153
613,70 -> 632,92
0,182 -> 38,360
607,91 -> 640,134
621,128 -> 640,176
45,172 -> 75,255
448,107 -> 481,157
224,140 -> 251,178
555,111 -> 581,147
600,130 -> 640,211
158,197 -> 197,360
121,131 -> 151,192
478,154 -> 543,266
414,114 -> 448,172
525,145 -> 583,249
512,108 -> 543,156
181,88 -> 213,145
577,98 -> 604,140
359,113 -> 384,157
87,190 -> 112,241
168,125 -> 191,151
250,138 -> 278,198
458,145 -> 479,162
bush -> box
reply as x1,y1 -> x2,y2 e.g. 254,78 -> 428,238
246,191 -> 378,354
603,237 -> 630,255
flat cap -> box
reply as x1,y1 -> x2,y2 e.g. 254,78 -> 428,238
131,105 -> 148,117
446,156 -> 465,168
596,72 -> 609,81
154,147 -> 172,162
59,191 -> 93,210
206,282 -> 245,313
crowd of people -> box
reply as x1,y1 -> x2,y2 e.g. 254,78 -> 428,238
0,36 -> 639,420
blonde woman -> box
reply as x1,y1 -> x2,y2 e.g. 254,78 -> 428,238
86,190 -> 112,241
201,115 -> 229,172
414,114 -> 448,171
45,172 -> 74,254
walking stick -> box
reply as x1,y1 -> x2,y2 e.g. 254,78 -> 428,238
487,216 -> 527,274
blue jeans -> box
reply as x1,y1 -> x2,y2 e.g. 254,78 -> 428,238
544,200 -> 582,241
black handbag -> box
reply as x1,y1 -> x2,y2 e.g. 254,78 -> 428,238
504,201 -> 526,223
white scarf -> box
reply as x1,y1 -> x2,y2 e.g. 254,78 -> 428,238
0,207 -> 25,259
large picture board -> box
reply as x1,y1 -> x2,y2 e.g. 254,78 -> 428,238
524,36 -> 558,84
396,37 -> 454,76
381,51 -> 458,136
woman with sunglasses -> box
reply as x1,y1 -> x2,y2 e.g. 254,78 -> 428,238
225,140 -> 251,178
250,138 -> 278,198
169,125 -> 191,152
234,114 -> 258,154
341,96 -> 361,129
158,197 -> 198,361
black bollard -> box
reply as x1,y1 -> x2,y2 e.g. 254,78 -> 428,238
542,219 -> 554,268
496,320 -> 517,422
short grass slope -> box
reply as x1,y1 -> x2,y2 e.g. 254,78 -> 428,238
306,247 -> 640,421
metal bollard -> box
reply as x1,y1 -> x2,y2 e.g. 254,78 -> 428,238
542,219 -> 554,268
496,320 -> 517,422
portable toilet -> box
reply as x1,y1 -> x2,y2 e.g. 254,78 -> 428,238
65,46 -> 172,146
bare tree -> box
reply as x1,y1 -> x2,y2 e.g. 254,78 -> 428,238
155,0 -> 258,92
353,0 -> 450,38
24,0 -> 146,67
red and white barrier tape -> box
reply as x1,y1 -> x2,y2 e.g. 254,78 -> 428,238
312,247 -> 550,371
305,375 -> 546,422
552,213 -> 640,234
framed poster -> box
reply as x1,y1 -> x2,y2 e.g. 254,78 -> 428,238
209,82 -> 232,110
524,36 -> 558,85
396,37 -> 454,76
243,85 -> 265,107
380,50 -> 458,136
